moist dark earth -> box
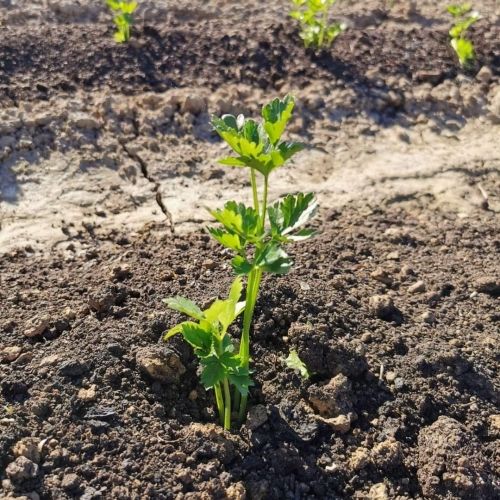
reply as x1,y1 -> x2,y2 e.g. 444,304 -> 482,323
0,17 -> 499,104
1,205 -> 499,499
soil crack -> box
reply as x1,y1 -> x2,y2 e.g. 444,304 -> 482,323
119,117 -> 175,233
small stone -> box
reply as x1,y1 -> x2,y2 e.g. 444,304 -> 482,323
409,280 -> 426,293
420,311 -> 436,324
77,385 -> 97,402
62,307 -> 77,321
361,332 -> 372,343
371,439 -> 403,471
136,346 -> 186,383
369,295 -> 402,322
308,374 -> 353,417
39,354 -> 59,367
371,268 -> 393,286
368,482 -> 388,500
12,438 -> 41,463
25,315 -> 51,337
317,413 -> 353,433
476,66 -> 492,84
246,404 -> 268,430
386,251 -> 400,260
349,447 -> 370,471
385,371 -> 397,383
59,359 -> 88,377
1,346 -> 22,363
6,456 -> 39,482
488,415 -> 500,438
394,378 -> 405,390
474,276 -> 500,296
202,259 -> 216,270
61,473 -> 80,491
71,112 -> 100,129
181,95 -> 207,115
225,481 -> 246,500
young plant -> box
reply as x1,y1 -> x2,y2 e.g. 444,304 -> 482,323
290,0 -> 346,49
447,3 -> 480,68
106,0 -> 137,43
164,96 -> 318,429
164,277 -> 252,430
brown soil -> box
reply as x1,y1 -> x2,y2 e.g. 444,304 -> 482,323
1,17 -> 499,105
1,205 -> 499,499
1,1 -> 499,499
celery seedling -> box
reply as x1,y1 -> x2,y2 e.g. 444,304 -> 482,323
447,3 -> 480,68
106,0 -> 137,43
290,0 -> 346,49
164,96 -> 317,430
164,277 -> 252,430
210,95 -> 318,421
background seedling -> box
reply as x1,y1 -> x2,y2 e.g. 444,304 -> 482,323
284,350 -> 310,379
447,3 -> 480,68
106,0 -> 138,43
290,0 -> 346,49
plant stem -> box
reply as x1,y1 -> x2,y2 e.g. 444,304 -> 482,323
250,169 -> 259,217
261,175 -> 269,233
223,379 -> 232,430
214,384 -> 225,427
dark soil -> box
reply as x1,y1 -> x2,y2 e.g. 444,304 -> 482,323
1,204 -> 499,499
0,15 -> 499,104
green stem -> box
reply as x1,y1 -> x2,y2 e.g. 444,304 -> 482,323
223,379 -> 231,430
261,175 -> 269,233
250,169 -> 259,216
214,384 -> 225,426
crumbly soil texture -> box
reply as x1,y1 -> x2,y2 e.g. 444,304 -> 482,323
1,1 -> 500,499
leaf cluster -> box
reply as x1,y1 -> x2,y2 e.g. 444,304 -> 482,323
290,0 -> 346,49
164,278 -> 253,397
209,193 -> 317,276
211,96 -> 303,177
446,3 -> 480,68
106,0 -> 137,43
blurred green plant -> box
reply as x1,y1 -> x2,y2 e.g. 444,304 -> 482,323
290,0 -> 346,49
447,3 -> 480,68
106,0 -> 137,43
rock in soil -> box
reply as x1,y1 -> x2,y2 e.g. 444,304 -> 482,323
5,456 -> 39,483
368,295 -> 402,323
417,416 -> 496,498
308,374 -> 353,417
135,346 -> 186,383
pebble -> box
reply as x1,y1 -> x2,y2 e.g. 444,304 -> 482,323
136,346 -> 186,383
368,482 -> 388,500
61,473 -> 80,491
370,267 -> 393,286
1,346 -> 22,363
368,295 -> 401,322
77,385 -> 97,402
317,413 -> 353,433
409,280 -> 426,293
420,311 -> 436,324
476,66 -> 492,84
181,95 -> 207,115
24,315 -> 51,337
246,404 -> 268,430
6,457 -> 39,482
12,438 -> 41,463
386,251 -> 400,261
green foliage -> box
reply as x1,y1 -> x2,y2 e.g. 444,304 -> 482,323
447,3 -> 480,68
106,0 -> 137,43
284,350 -> 310,379
164,277 -> 252,429
211,96 -> 304,177
165,95 -> 318,430
290,0 -> 346,49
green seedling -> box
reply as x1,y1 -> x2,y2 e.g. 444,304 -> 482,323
164,277 -> 252,430
106,0 -> 137,43
164,96 -> 318,429
285,350 -> 310,379
290,0 -> 346,49
447,3 -> 480,68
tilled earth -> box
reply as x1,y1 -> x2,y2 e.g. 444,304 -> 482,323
1,205 -> 499,499
1,1 -> 500,499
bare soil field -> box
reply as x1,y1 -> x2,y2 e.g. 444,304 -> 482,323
0,1 -> 499,499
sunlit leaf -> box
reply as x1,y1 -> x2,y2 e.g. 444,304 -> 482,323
164,296 -> 204,320
284,350 -> 310,379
